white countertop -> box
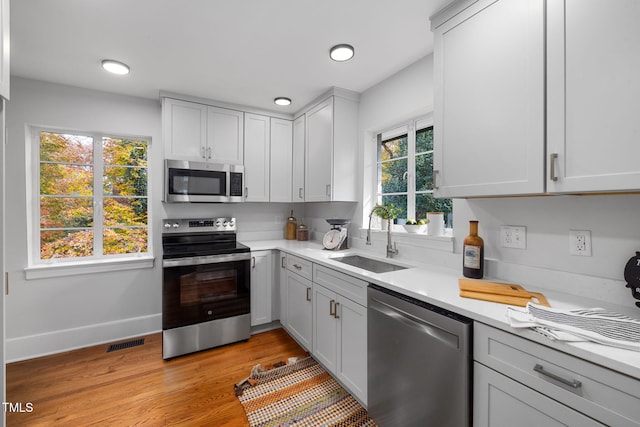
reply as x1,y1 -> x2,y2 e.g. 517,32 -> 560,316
243,239 -> 640,381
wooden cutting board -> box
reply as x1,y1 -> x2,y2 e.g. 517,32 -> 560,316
458,278 -> 550,307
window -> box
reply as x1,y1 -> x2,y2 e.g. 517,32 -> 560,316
376,118 -> 452,225
31,129 -> 149,264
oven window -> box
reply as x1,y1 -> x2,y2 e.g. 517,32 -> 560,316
179,269 -> 237,305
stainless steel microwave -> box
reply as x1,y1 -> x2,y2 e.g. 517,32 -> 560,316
164,159 -> 244,203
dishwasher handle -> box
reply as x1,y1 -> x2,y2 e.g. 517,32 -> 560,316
369,297 -> 460,350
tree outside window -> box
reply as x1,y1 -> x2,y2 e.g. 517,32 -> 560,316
376,121 -> 452,225
37,131 -> 149,261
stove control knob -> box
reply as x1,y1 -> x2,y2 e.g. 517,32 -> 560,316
207,310 -> 213,315
163,223 -> 171,229
172,223 -> 180,228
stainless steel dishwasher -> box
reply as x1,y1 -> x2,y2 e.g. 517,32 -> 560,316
368,284 -> 472,427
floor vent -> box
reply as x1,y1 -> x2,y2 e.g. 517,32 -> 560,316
107,338 -> 144,352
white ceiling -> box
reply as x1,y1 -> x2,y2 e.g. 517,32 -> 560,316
11,0 -> 453,114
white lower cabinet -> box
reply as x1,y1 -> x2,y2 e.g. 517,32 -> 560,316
474,363 -> 602,426
250,251 -> 272,326
283,268 -> 313,351
312,265 -> 367,406
474,322 -> 640,427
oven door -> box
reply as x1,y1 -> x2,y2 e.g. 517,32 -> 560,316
162,253 -> 251,330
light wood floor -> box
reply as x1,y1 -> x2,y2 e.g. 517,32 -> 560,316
6,328 -> 305,426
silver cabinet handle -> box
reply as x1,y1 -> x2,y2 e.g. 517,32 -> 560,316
207,147 -> 212,159
281,256 -> 286,268
549,153 -> 559,182
245,187 -> 248,199
293,264 -> 302,270
326,184 -> 331,197
534,364 -> 581,389
433,169 -> 439,190
329,299 -> 336,316
334,302 -> 340,319
251,256 -> 256,268
306,287 -> 311,301
298,187 -> 304,199
201,146 -> 206,159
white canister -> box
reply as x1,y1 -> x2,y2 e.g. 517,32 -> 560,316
427,212 -> 444,236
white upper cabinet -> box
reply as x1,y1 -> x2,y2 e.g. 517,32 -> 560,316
433,0 -> 640,197
162,97 -> 244,165
546,0 -> 640,193
292,115 -> 305,202
432,0 -> 545,198
206,105 -> 244,165
269,117 -> 293,202
0,0 -> 9,100
304,93 -> 359,202
163,98 -> 207,161
244,113 -> 270,202
305,98 -> 333,201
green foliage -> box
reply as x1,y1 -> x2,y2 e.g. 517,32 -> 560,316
39,132 -> 148,259
378,127 -> 452,222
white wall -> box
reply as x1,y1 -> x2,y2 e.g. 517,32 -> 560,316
354,55 -> 639,310
4,78 -> 295,361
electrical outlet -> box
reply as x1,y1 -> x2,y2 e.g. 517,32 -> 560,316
569,230 -> 592,256
500,226 -> 526,249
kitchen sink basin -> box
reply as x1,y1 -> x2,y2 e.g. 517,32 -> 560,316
331,255 -> 408,274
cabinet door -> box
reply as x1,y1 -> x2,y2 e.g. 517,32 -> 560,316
285,271 -> 312,351
336,296 -> 367,405
269,118 -> 293,202
163,98 -> 207,161
206,106 -> 244,165
433,0 -> 545,197
250,251 -> 272,326
244,113 -> 270,202
313,284 -> 337,373
0,0 -> 9,99
292,115 -> 306,202
547,0 -> 640,193
305,98 -> 333,201
278,253 -> 287,325
474,363 -> 603,427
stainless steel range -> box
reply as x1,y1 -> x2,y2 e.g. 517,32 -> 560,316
162,218 -> 251,359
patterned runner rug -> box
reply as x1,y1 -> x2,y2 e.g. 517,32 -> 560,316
234,355 -> 376,427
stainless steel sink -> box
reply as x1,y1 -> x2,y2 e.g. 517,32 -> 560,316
331,255 -> 408,274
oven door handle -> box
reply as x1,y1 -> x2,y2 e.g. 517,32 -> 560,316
162,252 -> 251,268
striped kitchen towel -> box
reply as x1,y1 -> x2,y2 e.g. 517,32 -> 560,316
507,303 -> 640,351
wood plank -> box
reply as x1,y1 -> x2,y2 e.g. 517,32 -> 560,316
6,328 -> 304,426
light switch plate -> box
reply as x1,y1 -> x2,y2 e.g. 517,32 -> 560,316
500,226 -> 526,249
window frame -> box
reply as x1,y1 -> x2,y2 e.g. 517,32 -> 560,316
25,126 -> 154,277
375,116 -> 446,224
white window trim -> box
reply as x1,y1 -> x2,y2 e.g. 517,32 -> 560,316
25,126 -> 154,276
365,114 -> 453,250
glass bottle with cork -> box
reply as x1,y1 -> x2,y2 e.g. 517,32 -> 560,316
463,220 -> 484,279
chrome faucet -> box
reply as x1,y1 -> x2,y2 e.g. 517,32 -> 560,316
366,205 -> 399,258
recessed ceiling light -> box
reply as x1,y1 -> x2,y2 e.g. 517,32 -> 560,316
329,44 -> 355,62
101,59 -> 130,75
274,97 -> 292,106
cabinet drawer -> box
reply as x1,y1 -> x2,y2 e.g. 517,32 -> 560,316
475,322 -> 640,427
286,254 -> 312,281
313,264 -> 367,306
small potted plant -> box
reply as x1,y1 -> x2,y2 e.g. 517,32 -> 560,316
373,203 -> 400,230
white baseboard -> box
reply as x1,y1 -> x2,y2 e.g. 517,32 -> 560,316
6,313 -> 162,363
